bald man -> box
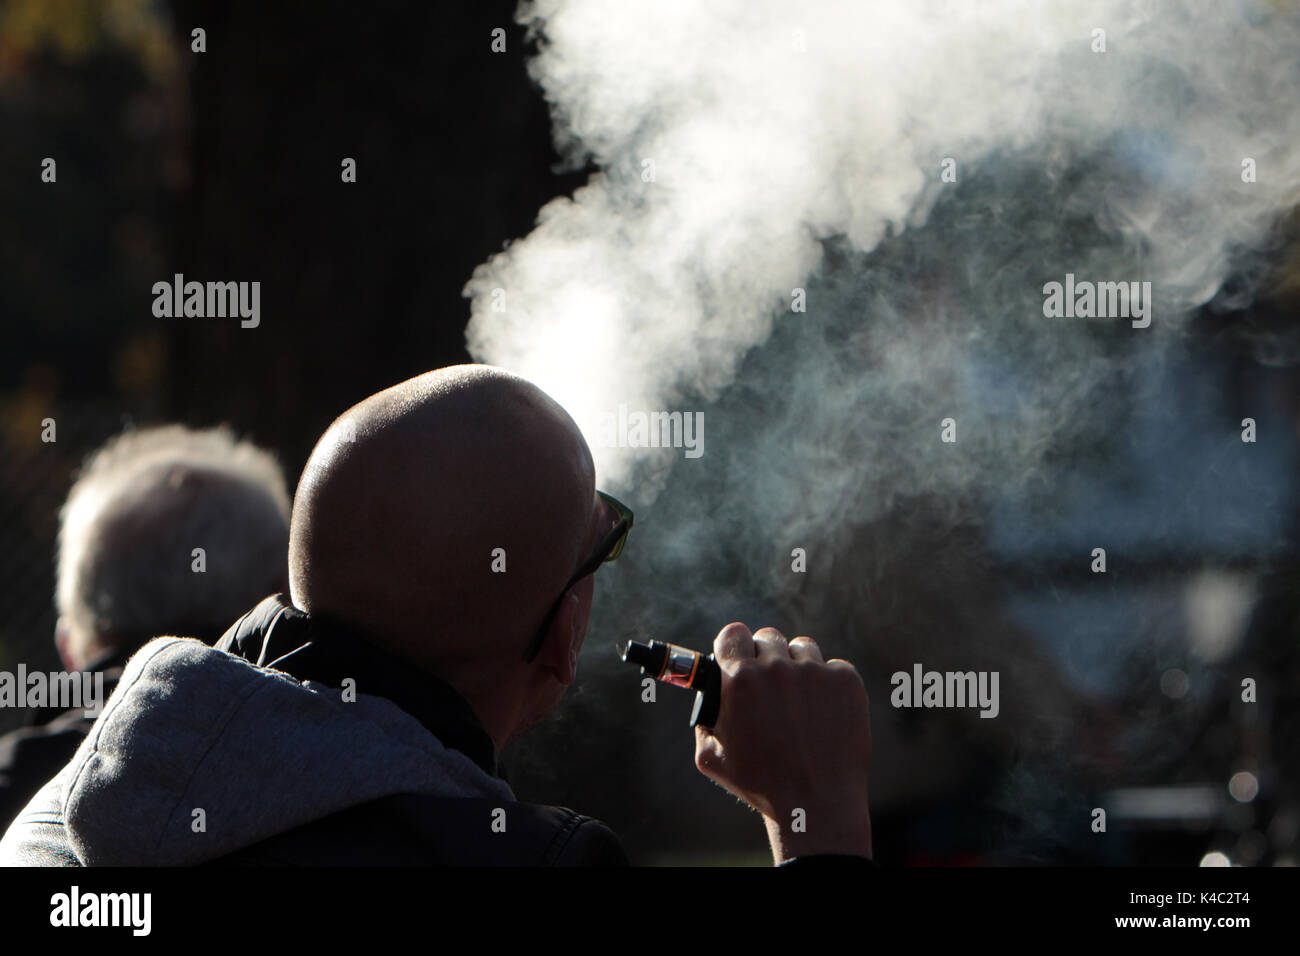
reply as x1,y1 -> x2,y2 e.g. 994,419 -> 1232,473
1,365 -> 873,866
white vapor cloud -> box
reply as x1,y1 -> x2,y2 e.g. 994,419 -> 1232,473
466,0 -> 1300,494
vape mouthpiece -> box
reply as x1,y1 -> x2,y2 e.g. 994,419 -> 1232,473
621,639 -> 721,728
621,640 -> 661,672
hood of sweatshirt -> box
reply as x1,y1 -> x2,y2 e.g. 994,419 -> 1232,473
50,635 -> 515,866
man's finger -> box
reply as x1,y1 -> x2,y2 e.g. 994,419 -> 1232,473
788,636 -> 824,663
752,627 -> 790,661
714,622 -> 754,672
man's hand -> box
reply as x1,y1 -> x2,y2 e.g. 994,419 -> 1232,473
693,622 -> 873,865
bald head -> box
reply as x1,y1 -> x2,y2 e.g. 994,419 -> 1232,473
289,365 -> 597,674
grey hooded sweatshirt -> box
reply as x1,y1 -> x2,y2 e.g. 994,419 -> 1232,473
0,619 -> 626,866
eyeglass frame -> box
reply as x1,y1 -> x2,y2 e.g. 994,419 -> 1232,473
523,490 -> 633,662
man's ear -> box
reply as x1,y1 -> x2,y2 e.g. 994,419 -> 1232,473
55,617 -> 78,672
540,591 -> 583,685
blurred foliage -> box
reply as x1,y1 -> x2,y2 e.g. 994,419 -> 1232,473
0,0 -> 178,84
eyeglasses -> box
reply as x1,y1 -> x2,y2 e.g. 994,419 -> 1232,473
524,490 -> 633,662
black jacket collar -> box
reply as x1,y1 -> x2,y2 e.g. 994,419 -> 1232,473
216,595 -> 500,778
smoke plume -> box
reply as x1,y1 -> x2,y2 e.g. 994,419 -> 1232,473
465,0 -> 1300,849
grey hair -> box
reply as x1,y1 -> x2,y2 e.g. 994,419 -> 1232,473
56,425 -> 291,661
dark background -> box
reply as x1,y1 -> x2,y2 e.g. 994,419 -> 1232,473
0,0 -> 583,672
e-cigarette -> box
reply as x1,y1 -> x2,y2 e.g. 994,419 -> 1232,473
621,640 -> 721,729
